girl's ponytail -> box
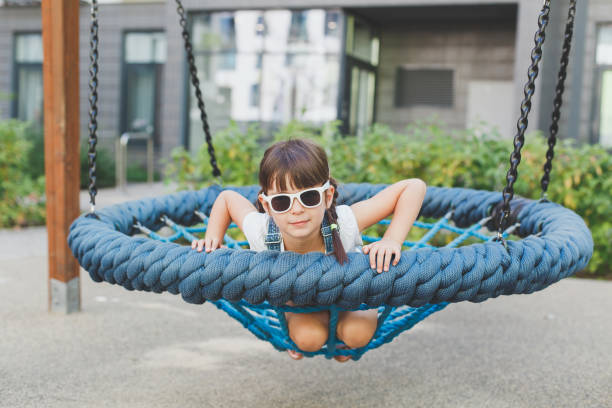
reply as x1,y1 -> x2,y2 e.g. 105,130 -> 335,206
326,178 -> 348,264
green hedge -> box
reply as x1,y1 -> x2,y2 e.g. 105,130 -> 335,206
22,124 -> 117,189
0,118 -> 165,228
17,120 -> 158,188
165,121 -> 611,278
0,120 -> 46,227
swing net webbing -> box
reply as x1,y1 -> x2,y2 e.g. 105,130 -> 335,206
133,210 -> 517,360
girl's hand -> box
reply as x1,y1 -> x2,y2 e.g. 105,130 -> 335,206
362,238 -> 401,273
191,236 -> 223,253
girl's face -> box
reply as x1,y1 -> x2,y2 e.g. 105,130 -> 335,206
258,176 -> 335,242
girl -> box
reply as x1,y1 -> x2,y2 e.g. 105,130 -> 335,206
192,139 -> 426,362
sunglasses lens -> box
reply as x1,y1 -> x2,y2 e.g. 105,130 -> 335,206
300,190 -> 321,207
271,195 -> 291,212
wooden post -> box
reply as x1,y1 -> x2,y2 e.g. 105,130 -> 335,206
42,0 -> 81,313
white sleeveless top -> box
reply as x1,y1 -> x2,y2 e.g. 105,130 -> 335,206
242,205 -> 363,253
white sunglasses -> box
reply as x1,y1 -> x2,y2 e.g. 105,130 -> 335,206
260,181 -> 331,214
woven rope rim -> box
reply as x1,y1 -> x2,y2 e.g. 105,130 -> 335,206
68,184 -> 593,308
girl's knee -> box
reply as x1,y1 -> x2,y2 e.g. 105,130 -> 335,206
337,315 -> 377,349
289,319 -> 329,352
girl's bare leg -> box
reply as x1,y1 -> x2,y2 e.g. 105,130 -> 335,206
285,302 -> 330,359
334,309 -> 378,362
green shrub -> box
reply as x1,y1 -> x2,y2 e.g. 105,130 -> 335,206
0,120 -> 46,228
19,124 -> 117,189
164,121 -> 263,189
23,124 -> 45,179
165,121 -> 611,277
125,165 -> 161,183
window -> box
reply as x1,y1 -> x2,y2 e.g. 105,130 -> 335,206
217,51 -> 236,71
12,33 -> 43,124
345,16 -> 379,66
395,68 -> 454,108
285,53 -> 294,67
125,32 -> 166,64
341,15 -> 378,136
250,84 -> 260,107
255,15 -> 267,36
121,31 -> 166,140
325,11 -> 340,37
219,16 -> 236,49
187,10 -> 342,152
596,25 -> 612,65
289,11 -> 309,43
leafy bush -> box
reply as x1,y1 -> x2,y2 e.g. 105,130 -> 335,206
23,124 -> 45,178
164,121 -> 263,189
165,120 -> 611,277
0,120 -> 46,228
20,124 -> 117,189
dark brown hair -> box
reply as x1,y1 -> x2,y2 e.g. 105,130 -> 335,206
256,139 -> 348,264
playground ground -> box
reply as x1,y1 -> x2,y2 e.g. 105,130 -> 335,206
0,183 -> 610,408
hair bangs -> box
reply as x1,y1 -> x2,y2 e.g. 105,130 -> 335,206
260,139 -> 329,193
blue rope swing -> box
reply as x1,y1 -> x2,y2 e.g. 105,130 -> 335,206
73,0 -> 590,360
68,184 -> 593,359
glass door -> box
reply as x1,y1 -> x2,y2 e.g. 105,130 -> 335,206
344,62 -> 376,137
340,15 -> 379,136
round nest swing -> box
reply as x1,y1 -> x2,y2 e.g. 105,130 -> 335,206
69,0 -> 592,360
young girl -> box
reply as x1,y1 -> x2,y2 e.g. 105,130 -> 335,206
192,139 -> 426,362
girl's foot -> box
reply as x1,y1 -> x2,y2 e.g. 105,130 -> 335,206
287,349 -> 303,360
333,345 -> 352,363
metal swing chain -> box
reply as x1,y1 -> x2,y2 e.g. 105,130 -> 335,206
87,0 -> 100,214
496,0 -> 551,243
174,0 -> 221,179
540,0 -> 577,200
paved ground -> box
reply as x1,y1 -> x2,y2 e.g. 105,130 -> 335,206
79,182 -> 178,211
0,184 -> 610,408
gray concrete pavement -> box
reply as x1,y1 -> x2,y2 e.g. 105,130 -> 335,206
79,182 -> 178,212
0,184 -> 610,408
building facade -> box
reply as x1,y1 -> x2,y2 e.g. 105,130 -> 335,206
0,0 -> 610,169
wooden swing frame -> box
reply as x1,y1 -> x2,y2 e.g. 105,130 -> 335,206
42,0 -> 81,313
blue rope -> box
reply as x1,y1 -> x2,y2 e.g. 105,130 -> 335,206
68,184 -> 593,358
69,184 -> 593,306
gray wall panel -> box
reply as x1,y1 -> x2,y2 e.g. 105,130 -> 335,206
376,19 -> 516,132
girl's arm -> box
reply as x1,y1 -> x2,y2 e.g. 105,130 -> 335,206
350,179 -> 427,272
191,190 -> 257,252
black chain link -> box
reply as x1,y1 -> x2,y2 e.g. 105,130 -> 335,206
87,0 -> 99,212
540,0 -> 576,198
496,0 -> 551,242
174,0 -> 221,178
